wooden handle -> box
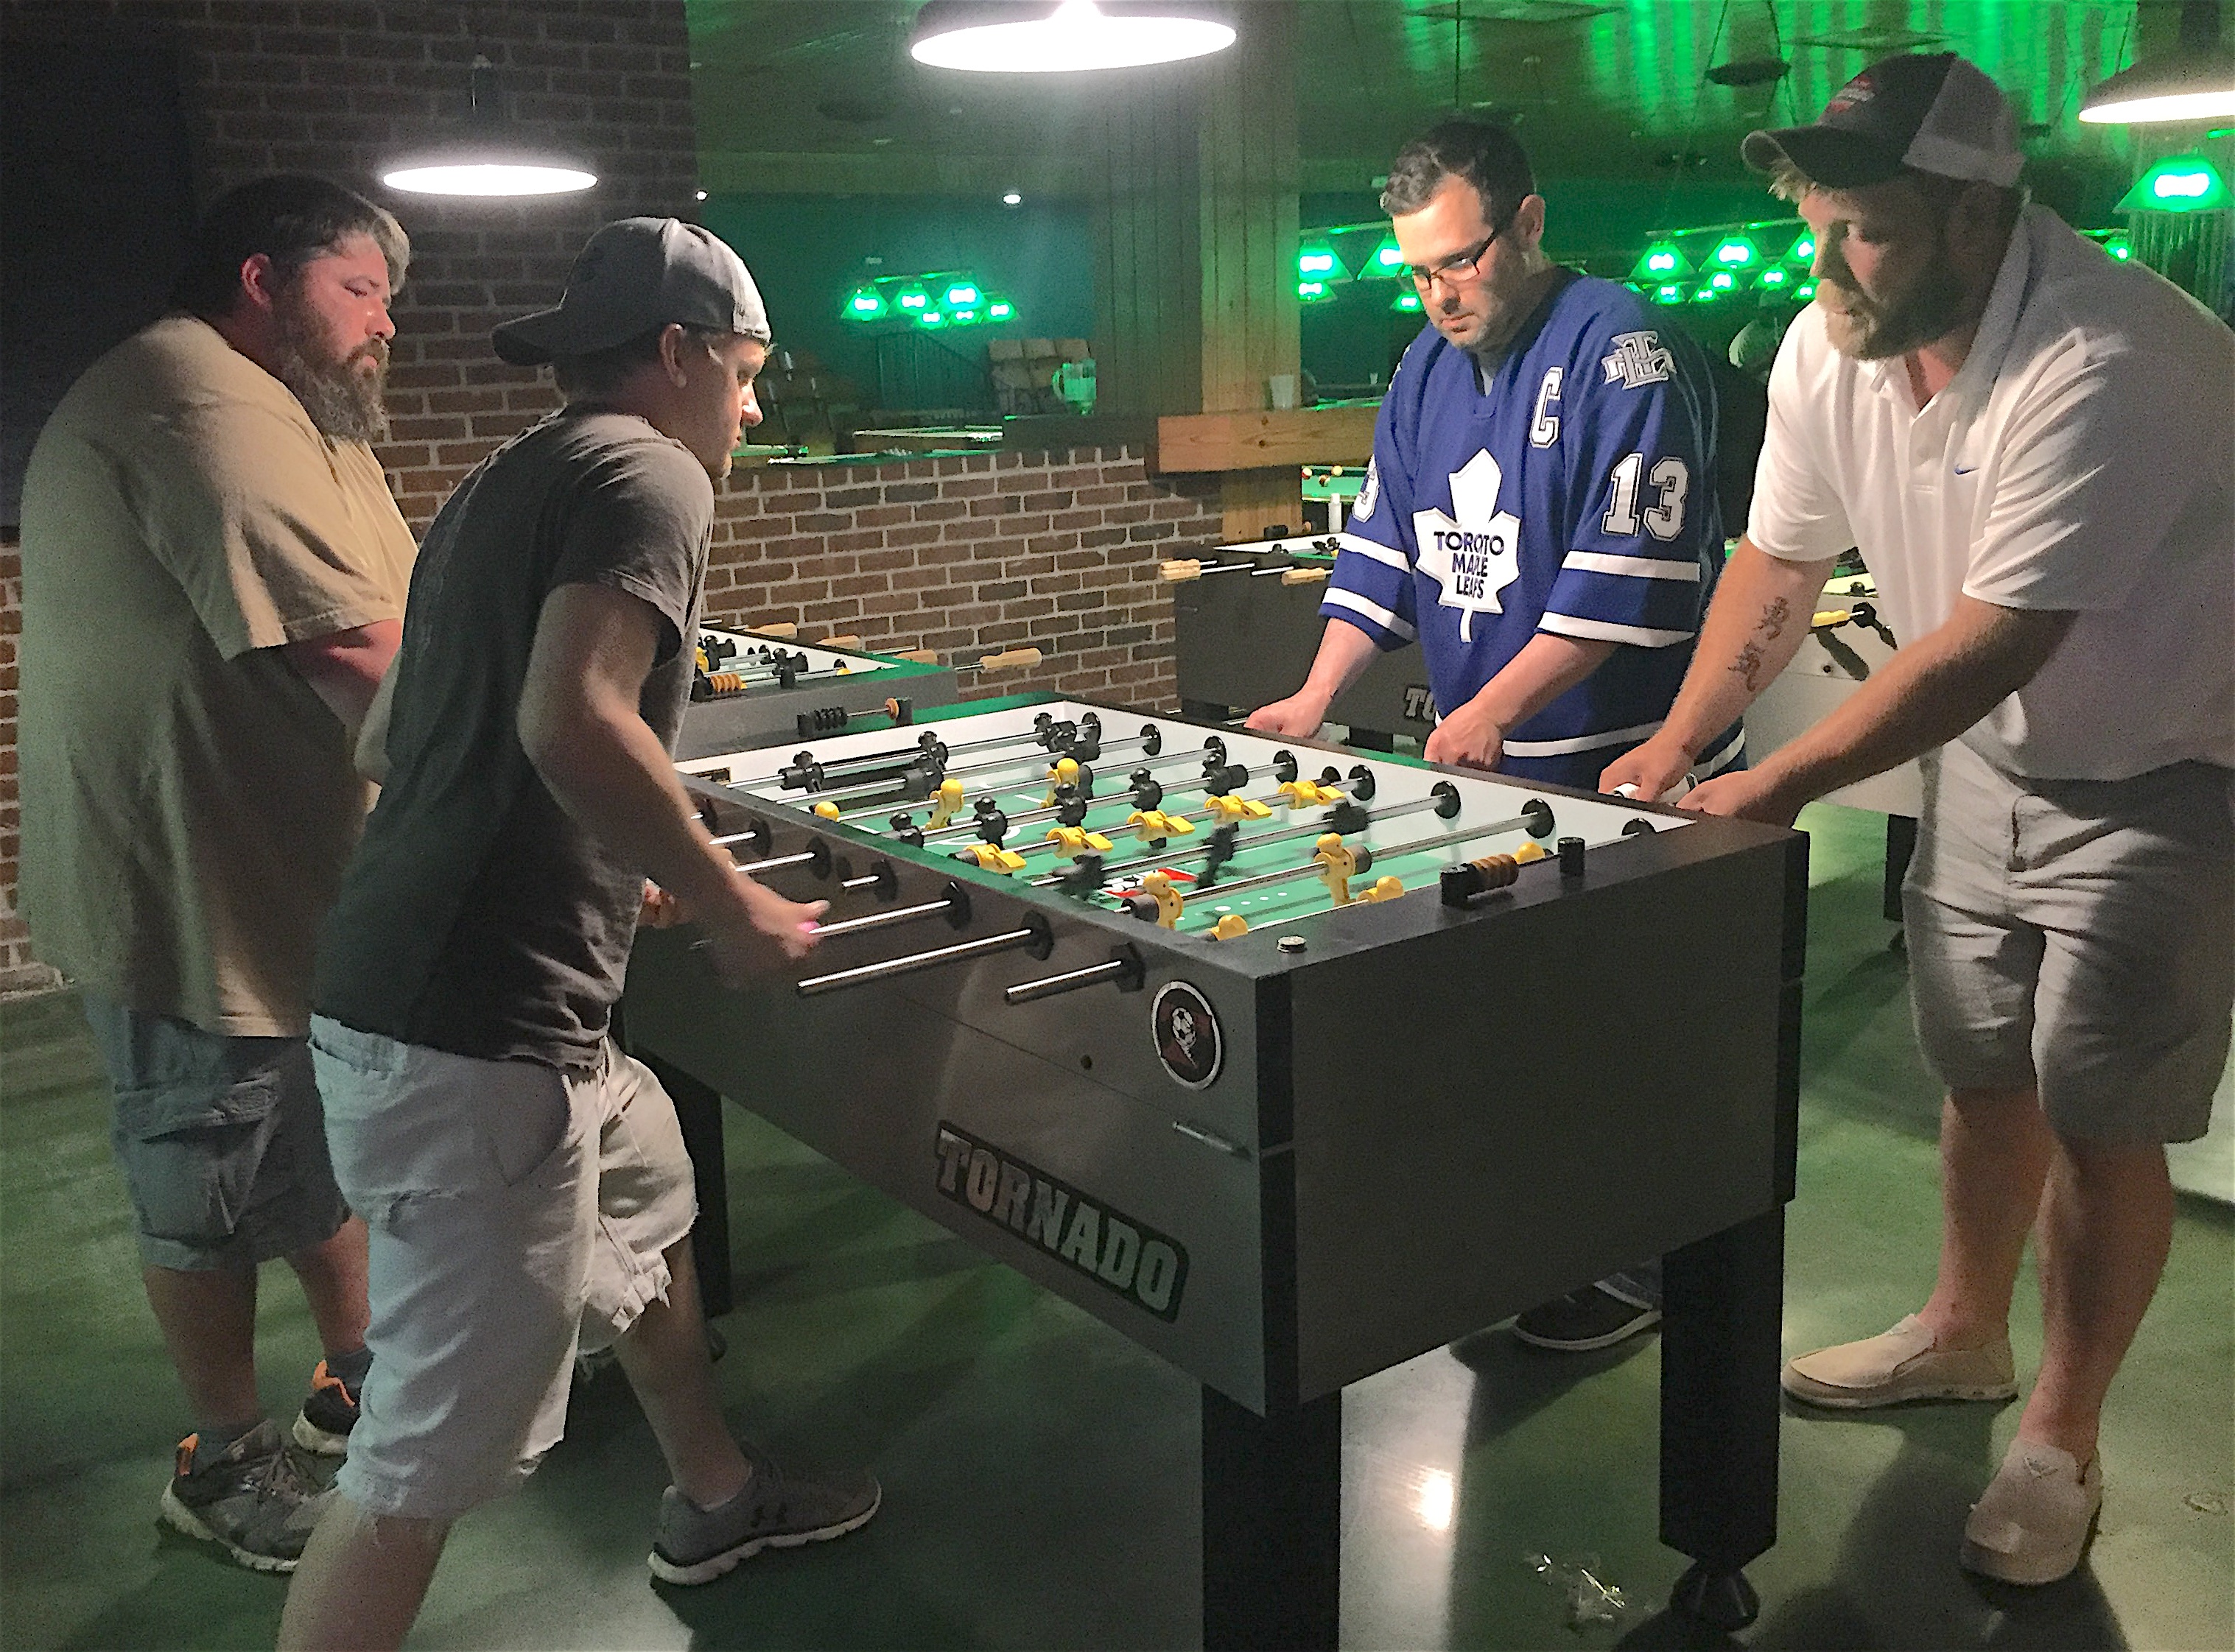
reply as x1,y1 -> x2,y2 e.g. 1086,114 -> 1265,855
748,621 -> 799,639
1280,566 -> 1330,586
897,648 -> 941,664
1811,608 -> 1852,630
1159,559 -> 1204,583
978,647 -> 1044,672
818,634 -> 863,652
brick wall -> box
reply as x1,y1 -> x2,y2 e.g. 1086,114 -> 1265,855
0,1 -> 1220,995
706,449 -> 1219,709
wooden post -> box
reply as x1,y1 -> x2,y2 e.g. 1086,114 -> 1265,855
1091,9 -> 1302,543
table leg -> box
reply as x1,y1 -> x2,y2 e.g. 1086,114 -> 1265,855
1202,1385 -> 1341,1651
1659,1206 -> 1784,1630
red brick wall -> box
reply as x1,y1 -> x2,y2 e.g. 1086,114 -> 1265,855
706,449 -> 1219,709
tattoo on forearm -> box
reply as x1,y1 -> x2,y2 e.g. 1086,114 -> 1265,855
1731,641 -> 1766,691
1761,597 -> 1790,640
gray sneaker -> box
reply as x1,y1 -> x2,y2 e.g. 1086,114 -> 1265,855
158,1420 -> 332,1574
649,1447 -> 880,1585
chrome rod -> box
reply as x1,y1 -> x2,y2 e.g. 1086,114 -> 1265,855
733,847 -> 818,876
1003,952 -> 1141,1005
798,924 -> 1047,998
807,896 -> 957,940
1177,816 -> 1538,913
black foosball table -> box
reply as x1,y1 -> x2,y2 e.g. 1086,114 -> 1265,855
622,694 -> 1807,1647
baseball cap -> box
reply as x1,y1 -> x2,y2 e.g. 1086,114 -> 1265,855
492,217 -> 768,365
1742,53 -> 2022,190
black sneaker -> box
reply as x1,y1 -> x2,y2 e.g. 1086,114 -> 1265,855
291,1360 -> 360,1457
1512,1284 -> 1663,1352
649,1447 -> 880,1586
158,1421 -> 332,1573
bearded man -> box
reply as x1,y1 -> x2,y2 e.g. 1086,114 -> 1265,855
18,175 -> 418,1573
1606,55 -> 2234,1586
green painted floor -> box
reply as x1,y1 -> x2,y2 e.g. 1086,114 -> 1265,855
3,803 -> 2229,1650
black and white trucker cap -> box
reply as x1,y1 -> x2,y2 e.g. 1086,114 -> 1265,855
1743,52 -> 2023,189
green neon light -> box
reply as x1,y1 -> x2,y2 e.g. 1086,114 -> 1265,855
1708,270 -> 1736,291
1652,282 -> 1685,304
843,286 -> 887,320
1297,242 -> 1341,280
1711,234 -> 1761,269
1795,280 -> 1817,300
943,282 -> 981,306
895,286 -> 929,310
988,299 -> 1015,318
950,309 -> 978,323
1786,231 -> 1816,265
1372,237 -> 1404,274
2117,154 -> 2231,214
918,310 -> 948,329
1757,267 -> 1790,290
2102,235 -> 2133,261
1298,278 -> 1331,301
1392,290 -> 1422,312
1629,240 -> 1692,281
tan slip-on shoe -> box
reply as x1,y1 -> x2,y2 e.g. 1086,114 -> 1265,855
1961,1437 -> 2102,1585
1780,1313 -> 2018,1408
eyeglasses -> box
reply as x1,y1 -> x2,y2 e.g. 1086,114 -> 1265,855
1406,215 -> 1514,289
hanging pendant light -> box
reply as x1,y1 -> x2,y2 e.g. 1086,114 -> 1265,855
382,56 -> 597,197
909,1 -> 1235,74
2080,1 -> 2235,124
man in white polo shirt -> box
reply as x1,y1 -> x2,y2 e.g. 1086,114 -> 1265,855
1604,53 -> 2234,1587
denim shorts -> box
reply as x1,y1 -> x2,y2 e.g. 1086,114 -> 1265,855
1904,742 -> 2234,1143
82,991 -> 348,1272
309,1019 -> 698,1521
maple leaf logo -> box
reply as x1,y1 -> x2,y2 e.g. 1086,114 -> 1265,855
1411,449 -> 1521,642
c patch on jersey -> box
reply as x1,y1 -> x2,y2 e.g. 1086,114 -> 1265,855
1411,449 -> 1520,642
1352,457 -> 1381,522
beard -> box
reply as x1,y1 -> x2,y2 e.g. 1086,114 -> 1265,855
1817,238 -> 1970,362
271,284 -> 390,442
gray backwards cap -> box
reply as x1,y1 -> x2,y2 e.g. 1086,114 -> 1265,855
493,217 -> 768,366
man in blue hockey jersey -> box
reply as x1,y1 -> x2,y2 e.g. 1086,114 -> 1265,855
1249,120 -> 1739,1349
1252,120 -> 1741,787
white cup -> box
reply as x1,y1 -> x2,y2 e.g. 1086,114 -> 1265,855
1267,373 -> 1298,411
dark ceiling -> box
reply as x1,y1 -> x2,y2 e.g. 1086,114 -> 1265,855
684,0 -> 2208,202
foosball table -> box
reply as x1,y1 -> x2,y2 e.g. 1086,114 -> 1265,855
678,625 -> 964,761
622,695 -> 1807,1647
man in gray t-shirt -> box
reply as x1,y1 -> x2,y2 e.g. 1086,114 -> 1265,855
284,220 -> 878,1652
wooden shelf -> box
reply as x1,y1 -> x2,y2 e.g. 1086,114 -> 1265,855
1153,404 -> 1378,474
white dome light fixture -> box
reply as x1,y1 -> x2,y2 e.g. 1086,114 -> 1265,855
382,57 -> 597,197
2080,0 -> 2235,124
910,1 -> 1235,74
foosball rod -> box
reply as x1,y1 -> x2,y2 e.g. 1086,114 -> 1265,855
1168,808 -> 1548,910
811,724 -> 1166,817
1034,784 -> 1478,889
796,915 -> 1052,998
785,710 -> 1076,789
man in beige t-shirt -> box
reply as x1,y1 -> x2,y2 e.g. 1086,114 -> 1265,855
18,175 -> 417,1574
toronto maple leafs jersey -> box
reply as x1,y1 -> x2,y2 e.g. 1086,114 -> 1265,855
1325,271 -> 1742,785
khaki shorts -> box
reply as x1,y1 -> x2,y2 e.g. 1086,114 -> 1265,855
83,992 -> 348,1273
1903,742 -> 2234,1144
310,1019 -> 698,1520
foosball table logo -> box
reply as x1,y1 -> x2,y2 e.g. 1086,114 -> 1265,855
1151,980 -> 1224,1089
933,1124 -> 1190,1320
